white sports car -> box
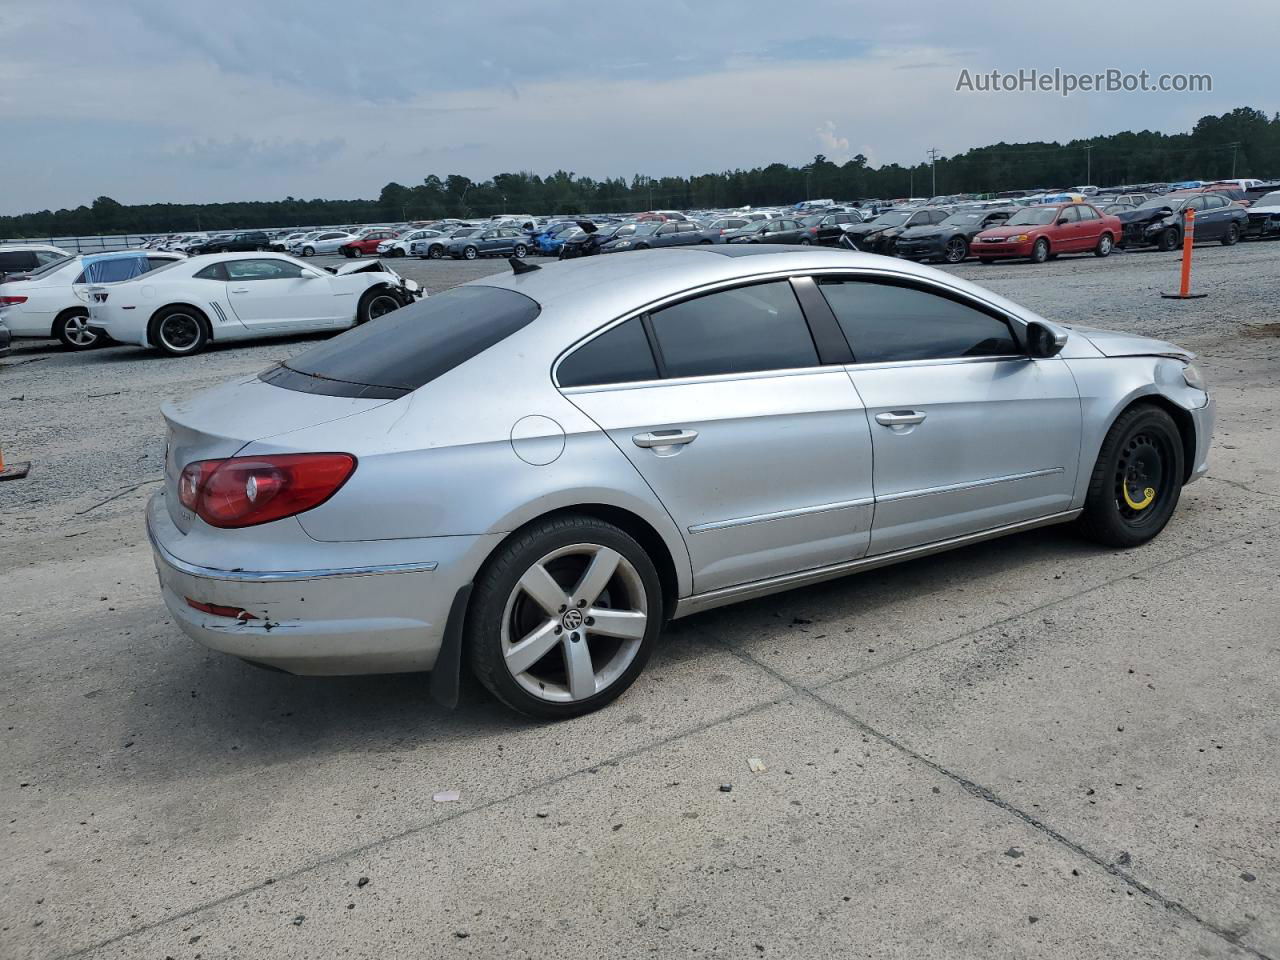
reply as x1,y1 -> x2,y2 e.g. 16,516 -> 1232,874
85,252 -> 422,356
0,251 -> 184,349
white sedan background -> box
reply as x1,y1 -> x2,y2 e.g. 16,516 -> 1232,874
85,252 -> 422,356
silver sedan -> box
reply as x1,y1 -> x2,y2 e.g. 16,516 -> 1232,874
147,247 -> 1213,718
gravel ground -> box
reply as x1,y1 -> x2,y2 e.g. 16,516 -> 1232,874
2,242 -> 1278,959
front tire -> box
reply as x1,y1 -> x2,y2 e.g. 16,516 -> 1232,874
467,515 -> 663,719
463,245 -> 478,260
302,246 -> 315,257
1221,223 -> 1240,246
1157,227 -> 1179,252
1030,238 -> 1050,264
943,236 -> 969,264
356,287 -> 402,324
1078,404 -> 1184,548
1094,232 -> 1114,257
150,306 -> 209,357
54,309 -> 99,350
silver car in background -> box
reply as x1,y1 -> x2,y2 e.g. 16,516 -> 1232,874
148,247 -> 1213,718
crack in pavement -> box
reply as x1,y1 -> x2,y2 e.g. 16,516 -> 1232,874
53,694 -> 789,960
1203,475 -> 1280,499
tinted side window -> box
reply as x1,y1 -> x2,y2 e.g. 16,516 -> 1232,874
819,280 -> 1020,363
194,263 -> 229,281
558,317 -> 658,387
226,259 -> 304,280
649,281 -> 818,378
0,251 -> 38,271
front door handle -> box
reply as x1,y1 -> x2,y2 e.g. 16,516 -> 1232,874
230,287 -> 250,294
875,410 -> 927,426
634,429 -> 698,448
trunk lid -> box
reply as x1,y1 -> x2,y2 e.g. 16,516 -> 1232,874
161,374 -> 392,532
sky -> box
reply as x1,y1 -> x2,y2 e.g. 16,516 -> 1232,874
2,0 -> 1277,215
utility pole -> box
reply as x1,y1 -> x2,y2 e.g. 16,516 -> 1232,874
926,148 -> 940,197
909,168 -> 913,197
1084,143 -> 1093,185
1228,141 -> 1240,178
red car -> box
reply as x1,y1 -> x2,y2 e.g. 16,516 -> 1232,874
338,228 -> 400,258
971,202 -> 1120,264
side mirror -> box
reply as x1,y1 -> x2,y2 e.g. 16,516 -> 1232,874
1026,321 -> 1066,358
1056,217 -> 1069,226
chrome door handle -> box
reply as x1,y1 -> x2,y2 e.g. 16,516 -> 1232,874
633,429 -> 698,448
875,411 -> 927,426
230,287 -> 249,294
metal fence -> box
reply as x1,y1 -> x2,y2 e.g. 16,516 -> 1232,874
2,234 -> 159,254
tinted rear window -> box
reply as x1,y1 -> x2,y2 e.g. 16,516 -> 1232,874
263,285 -> 540,398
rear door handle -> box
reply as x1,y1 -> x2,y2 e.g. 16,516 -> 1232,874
633,429 -> 698,448
875,411 -> 927,426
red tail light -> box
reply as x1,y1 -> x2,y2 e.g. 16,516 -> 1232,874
809,227 -> 819,234
178,453 -> 356,528
0,296 -> 28,306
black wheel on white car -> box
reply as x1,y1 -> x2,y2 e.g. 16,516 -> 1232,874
1094,232 -> 1114,257
513,243 -> 528,259
463,245 -> 478,260
54,308 -> 99,350
468,514 -> 663,719
1078,403 -> 1184,548
356,288 -> 402,324
943,236 -> 969,264
1030,237 -> 1050,263
150,306 -> 209,357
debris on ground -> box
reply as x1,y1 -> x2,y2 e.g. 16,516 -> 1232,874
433,790 -> 460,803
747,757 -> 767,773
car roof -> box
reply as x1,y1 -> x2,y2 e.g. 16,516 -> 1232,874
0,243 -> 69,253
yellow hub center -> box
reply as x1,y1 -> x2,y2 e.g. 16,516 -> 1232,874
1123,486 -> 1156,510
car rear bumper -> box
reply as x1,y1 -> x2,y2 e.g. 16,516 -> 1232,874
146,492 -> 494,675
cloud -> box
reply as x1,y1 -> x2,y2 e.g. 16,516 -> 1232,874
162,137 -> 347,171
815,121 -> 851,164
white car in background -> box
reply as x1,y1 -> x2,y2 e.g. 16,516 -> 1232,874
0,251 -> 183,349
378,227 -> 446,257
0,243 -> 72,281
85,252 -> 423,356
288,230 -> 357,257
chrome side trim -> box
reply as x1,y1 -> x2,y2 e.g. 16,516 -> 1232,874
688,496 -> 874,534
877,467 -> 1065,503
146,517 -> 437,584
672,509 -> 1082,618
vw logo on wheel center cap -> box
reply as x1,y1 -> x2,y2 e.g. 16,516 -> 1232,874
561,608 -> 584,631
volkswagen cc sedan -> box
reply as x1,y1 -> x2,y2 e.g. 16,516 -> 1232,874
148,247 -> 1213,718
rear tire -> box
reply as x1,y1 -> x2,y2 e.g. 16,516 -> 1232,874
467,514 -> 663,719
150,306 -> 210,357
54,309 -> 99,350
1077,404 -> 1184,548
428,245 -> 444,260
1094,233 -> 1114,257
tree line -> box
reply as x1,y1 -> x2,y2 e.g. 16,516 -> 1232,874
4,107 -> 1277,239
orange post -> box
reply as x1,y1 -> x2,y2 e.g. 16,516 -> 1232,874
1178,207 -> 1195,297
1162,206 -> 1207,300
0,445 -> 31,480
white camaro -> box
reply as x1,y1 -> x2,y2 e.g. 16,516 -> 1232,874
85,252 -> 423,356
0,251 -> 184,350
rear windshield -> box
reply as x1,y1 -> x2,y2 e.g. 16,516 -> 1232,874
261,285 -> 541,399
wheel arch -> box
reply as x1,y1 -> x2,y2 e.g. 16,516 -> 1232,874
1119,394 -> 1196,483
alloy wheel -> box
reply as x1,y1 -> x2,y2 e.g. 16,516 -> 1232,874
61,313 -> 98,347
158,313 -> 200,352
944,237 -> 967,263
500,543 -> 648,704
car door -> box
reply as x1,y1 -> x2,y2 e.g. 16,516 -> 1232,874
560,278 -> 875,594
817,275 -> 1081,555
1053,205 -> 1084,251
1075,204 -> 1104,246
1195,195 -> 1226,239
223,258 -> 340,333
650,223 -> 680,247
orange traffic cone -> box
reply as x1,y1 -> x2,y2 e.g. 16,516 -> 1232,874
0,445 -> 31,481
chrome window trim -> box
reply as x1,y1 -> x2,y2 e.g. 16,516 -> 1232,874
876,467 -> 1065,504
552,265 -> 1033,391
147,518 -> 437,583
559,363 -> 845,396
687,496 -> 874,534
